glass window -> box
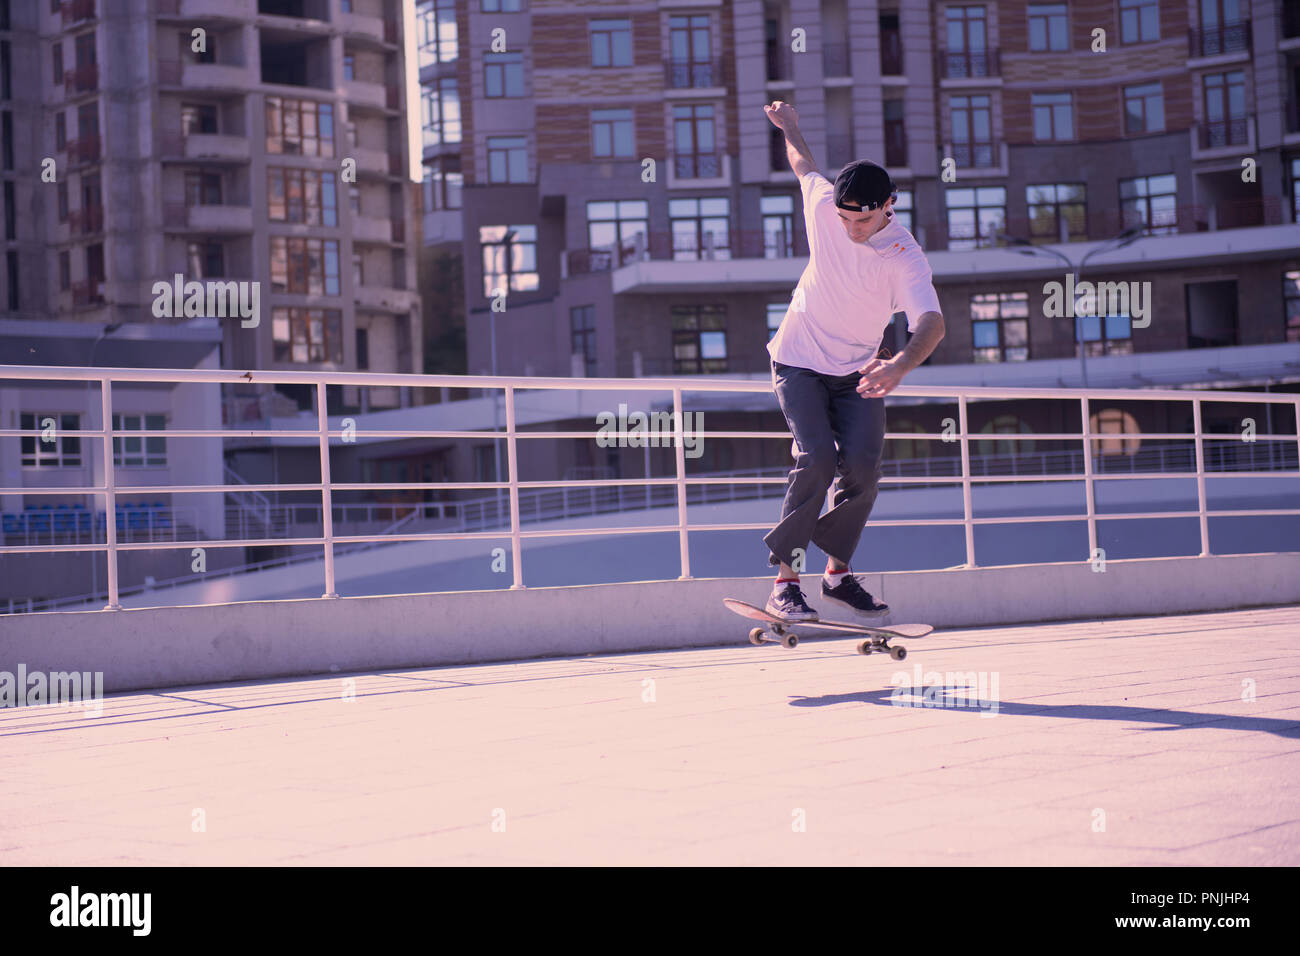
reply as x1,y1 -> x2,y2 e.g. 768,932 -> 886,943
590,19 -> 632,67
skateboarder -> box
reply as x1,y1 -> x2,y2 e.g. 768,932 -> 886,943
762,100 -> 946,621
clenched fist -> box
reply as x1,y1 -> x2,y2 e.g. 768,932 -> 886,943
764,101 -> 799,131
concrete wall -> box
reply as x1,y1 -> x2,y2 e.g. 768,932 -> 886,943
2,553 -> 1297,695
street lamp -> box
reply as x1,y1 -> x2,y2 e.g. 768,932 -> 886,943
996,226 -> 1142,387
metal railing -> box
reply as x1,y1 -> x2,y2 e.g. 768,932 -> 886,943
1,365 -> 1298,611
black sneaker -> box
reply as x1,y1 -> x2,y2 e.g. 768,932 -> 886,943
765,582 -> 818,621
821,573 -> 889,617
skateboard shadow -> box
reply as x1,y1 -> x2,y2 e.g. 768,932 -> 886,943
788,686 -> 1300,738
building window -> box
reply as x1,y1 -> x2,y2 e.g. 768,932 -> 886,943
1,111 -> 10,170
184,170 -> 222,206
181,102 -> 218,135
271,307 -> 344,364
1119,173 -> 1177,235
970,291 -> 1029,362
486,135 -> 527,183
112,414 -> 167,467
570,305 -> 597,376
1026,183 -> 1086,242
949,94 -> 993,167
58,251 -> 71,290
473,444 -> 498,482
422,156 -> 462,210
479,224 -> 538,298
482,0 -> 522,11
3,182 -> 12,240
590,19 -> 632,67
268,168 -> 338,226
1285,271 -> 1300,343
760,194 -> 794,258
946,186 -> 1005,250
52,38 -> 63,86
943,6 -> 989,78
186,239 -> 224,278
20,413 -> 81,468
55,112 -> 66,150
977,415 -> 1035,456
342,54 -> 354,81
421,77 -> 461,146
591,108 -> 634,159
5,249 -> 15,310
265,96 -> 334,157
767,302 -> 785,341
1027,3 -> 1069,52
1031,92 -> 1073,141
1077,312 -> 1134,357
672,305 -> 727,373
585,199 -> 648,264
1119,0 -> 1159,43
56,181 -> 68,221
667,14 -> 715,88
891,189 -> 914,232
672,104 -> 718,177
1292,158 -> 1300,223
416,0 -> 458,69
484,51 -> 524,97
355,327 -> 369,369
1202,71 -> 1247,147
1124,82 -> 1164,134
669,196 -> 730,261
269,237 -> 341,295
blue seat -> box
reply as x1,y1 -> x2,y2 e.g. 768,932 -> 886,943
54,504 -> 75,532
27,508 -> 51,534
73,504 -> 91,532
2,513 -> 22,534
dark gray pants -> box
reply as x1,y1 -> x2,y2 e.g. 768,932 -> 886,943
764,361 -> 886,568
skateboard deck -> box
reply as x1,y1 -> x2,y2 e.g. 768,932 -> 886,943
723,598 -> 933,659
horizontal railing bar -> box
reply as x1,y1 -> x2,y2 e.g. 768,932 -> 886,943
3,364 -> 1299,403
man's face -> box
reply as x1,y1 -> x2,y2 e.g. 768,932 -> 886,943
837,199 -> 892,243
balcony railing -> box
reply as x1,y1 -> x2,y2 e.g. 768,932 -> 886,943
67,204 -> 104,235
1189,19 -> 1252,57
71,279 -> 103,306
66,135 -> 101,166
950,140 -> 998,168
939,48 -> 1000,79
61,0 -> 95,25
1,365 -> 1297,608
1197,114 -> 1252,148
565,229 -> 808,275
672,151 -> 722,179
63,64 -> 98,93
664,57 -> 723,89
822,41 -> 849,77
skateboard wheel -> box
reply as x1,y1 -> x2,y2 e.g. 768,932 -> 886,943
748,627 -> 766,646
889,645 -> 906,661
857,641 -> 872,655
781,633 -> 798,649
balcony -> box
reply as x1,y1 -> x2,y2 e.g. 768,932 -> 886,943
156,0 -> 253,17
339,10 -> 385,45
354,285 -> 415,313
1193,114 -> 1255,158
1188,20 -> 1251,59
60,0 -> 96,26
822,42 -> 849,77
352,145 -> 390,177
351,216 -> 394,243
66,135 -> 101,167
671,151 -> 722,179
949,140 -> 999,169
67,205 -> 103,236
184,62 -> 253,92
346,80 -> 387,111
63,64 -> 98,94
164,202 -> 254,233
565,229 -> 808,277
422,209 -> 462,244
939,48 -> 1001,81
1209,196 -> 1284,229
160,132 -> 249,162
663,57 -> 724,91
71,279 -> 104,307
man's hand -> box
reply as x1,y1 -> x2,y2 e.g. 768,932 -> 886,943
856,357 -> 907,398
764,101 -> 799,131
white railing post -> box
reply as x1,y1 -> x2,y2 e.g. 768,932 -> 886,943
504,386 -> 524,588
316,382 -> 339,598
673,387 -> 692,580
1080,396 -> 1098,561
1192,398 -> 1210,557
100,377 -> 121,610
957,395 -> 975,567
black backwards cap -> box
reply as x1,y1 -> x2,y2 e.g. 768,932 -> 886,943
833,159 -> 897,211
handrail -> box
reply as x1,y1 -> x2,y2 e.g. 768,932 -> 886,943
1,364 -> 1298,611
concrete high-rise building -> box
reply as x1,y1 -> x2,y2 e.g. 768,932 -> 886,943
413,0 -> 1299,385
1,0 -> 422,415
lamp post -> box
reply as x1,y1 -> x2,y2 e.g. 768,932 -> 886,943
996,226 -> 1143,387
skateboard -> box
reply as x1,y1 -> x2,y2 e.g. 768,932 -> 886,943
723,598 -> 933,660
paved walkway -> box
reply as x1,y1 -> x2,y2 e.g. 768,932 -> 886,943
3,606 -> 1298,865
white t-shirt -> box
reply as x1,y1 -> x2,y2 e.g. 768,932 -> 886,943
767,170 -> 942,376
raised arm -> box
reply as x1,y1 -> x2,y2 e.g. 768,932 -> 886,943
764,101 -> 818,178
